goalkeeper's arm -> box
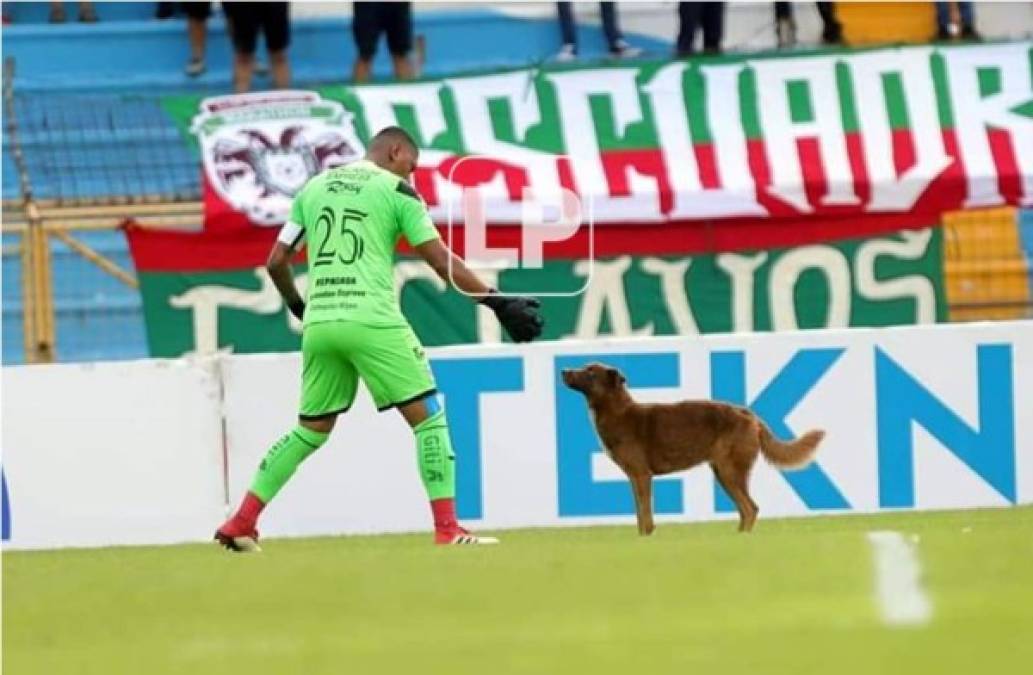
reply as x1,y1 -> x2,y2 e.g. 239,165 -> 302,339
267,242 -> 306,321
415,239 -> 544,343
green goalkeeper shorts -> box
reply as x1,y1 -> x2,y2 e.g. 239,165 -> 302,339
299,320 -> 436,418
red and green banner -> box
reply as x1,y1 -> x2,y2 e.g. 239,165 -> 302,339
130,41 -> 1030,357
128,223 -> 947,356
160,41 -> 1033,233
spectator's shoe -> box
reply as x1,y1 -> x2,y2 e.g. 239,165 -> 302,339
555,44 -> 577,63
185,57 -> 206,78
821,22 -> 843,45
960,24 -> 982,41
776,18 -> 796,48
435,526 -> 499,545
610,39 -> 642,59
78,5 -> 98,23
214,521 -> 262,553
936,26 -> 953,41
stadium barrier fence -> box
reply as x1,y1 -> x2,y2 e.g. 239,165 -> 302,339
3,320 -> 1030,550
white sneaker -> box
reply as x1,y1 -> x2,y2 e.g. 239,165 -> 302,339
610,40 -> 642,59
184,57 -> 206,77
555,44 -> 577,62
435,526 -> 499,545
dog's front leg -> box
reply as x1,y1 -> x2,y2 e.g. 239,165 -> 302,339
629,473 -> 655,536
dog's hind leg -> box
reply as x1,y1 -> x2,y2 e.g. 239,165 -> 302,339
629,472 -> 655,536
735,452 -> 761,529
711,461 -> 758,533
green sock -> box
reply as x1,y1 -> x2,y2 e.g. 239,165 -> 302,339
413,411 -> 456,501
250,426 -> 329,503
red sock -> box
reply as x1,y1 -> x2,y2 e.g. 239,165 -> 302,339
232,491 -> 266,531
430,498 -> 457,531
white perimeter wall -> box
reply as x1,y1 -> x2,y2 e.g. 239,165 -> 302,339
3,321 -> 1032,550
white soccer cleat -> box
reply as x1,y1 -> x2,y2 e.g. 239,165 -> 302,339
435,526 -> 499,545
214,528 -> 262,553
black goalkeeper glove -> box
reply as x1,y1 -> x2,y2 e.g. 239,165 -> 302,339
480,290 -> 545,343
287,299 -> 305,321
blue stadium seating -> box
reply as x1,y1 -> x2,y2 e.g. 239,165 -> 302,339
2,231 -> 148,364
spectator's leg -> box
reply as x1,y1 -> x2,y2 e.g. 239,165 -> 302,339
263,2 -> 291,89
223,2 -> 259,92
958,2 -> 978,38
817,2 -> 842,44
391,55 -> 414,81
600,2 -> 621,49
190,18 -> 206,61
184,3 -> 211,77
77,1 -> 96,22
676,2 -> 701,56
269,50 -> 290,89
233,53 -> 255,93
49,2 -> 66,23
185,18 -> 207,75
352,2 -> 381,83
601,2 -> 640,56
557,2 -> 577,50
702,2 -> 724,54
774,1 -> 795,48
386,2 -> 414,80
934,2 -> 951,36
957,1 -> 973,26
353,59 -> 372,83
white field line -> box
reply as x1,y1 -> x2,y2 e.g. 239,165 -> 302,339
866,530 -> 933,627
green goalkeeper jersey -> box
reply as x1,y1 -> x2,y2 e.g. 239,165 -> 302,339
278,159 -> 441,328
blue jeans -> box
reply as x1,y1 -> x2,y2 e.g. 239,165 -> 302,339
557,2 -> 622,51
936,1 -> 973,29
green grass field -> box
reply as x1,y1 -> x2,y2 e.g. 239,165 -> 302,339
4,507 -> 1032,675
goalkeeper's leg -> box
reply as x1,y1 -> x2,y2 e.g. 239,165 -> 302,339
400,396 -> 497,545
217,324 -> 353,552
216,421 -> 331,551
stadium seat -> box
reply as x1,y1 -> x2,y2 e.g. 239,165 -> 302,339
942,207 -> 1031,321
836,1 -> 937,45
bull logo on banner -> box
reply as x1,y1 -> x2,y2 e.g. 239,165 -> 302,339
191,91 -> 365,226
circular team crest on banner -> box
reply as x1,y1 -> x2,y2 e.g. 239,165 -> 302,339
191,91 -> 365,226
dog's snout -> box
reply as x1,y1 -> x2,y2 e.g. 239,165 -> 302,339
561,369 -> 580,389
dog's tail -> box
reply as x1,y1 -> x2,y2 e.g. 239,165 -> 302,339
757,422 -> 824,470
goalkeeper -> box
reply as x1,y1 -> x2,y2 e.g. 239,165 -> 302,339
216,126 -> 544,550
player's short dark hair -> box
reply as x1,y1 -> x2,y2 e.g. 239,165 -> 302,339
370,126 -> 418,151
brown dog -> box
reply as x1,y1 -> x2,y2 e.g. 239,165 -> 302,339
561,362 -> 824,534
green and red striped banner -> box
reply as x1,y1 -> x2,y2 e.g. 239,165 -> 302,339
128,222 -> 947,356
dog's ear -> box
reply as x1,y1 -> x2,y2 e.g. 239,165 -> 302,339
607,368 -> 626,387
